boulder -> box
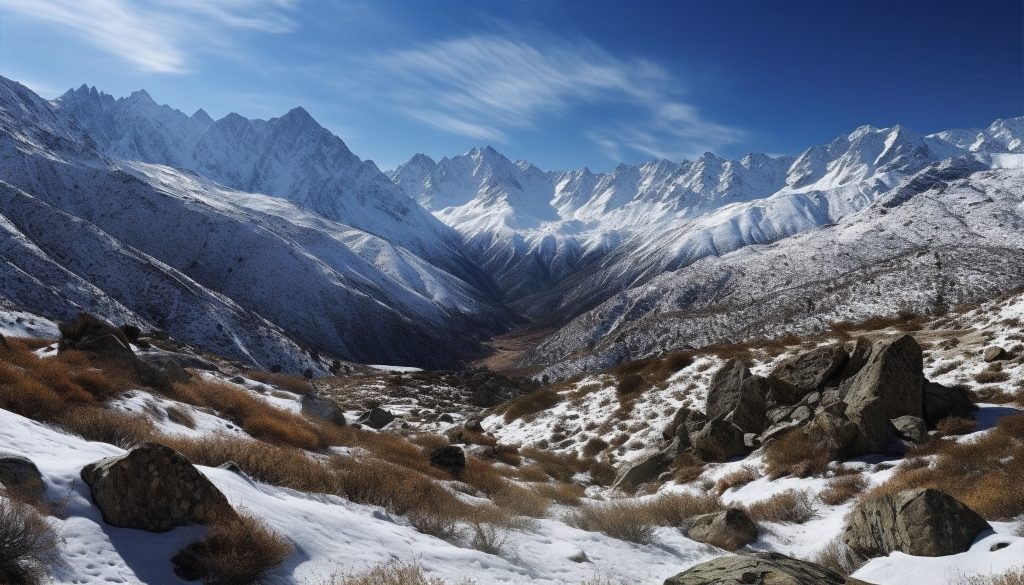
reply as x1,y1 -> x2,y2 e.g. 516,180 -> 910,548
690,416 -> 747,462
58,313 -> 133,356
983,346 -> 1008,362
429,446 -> 466,476
706,361 -> 768,434
891,415 -> 927,443
768,344 -> 849,405
81,442 -> 236,532
686,508 -> 758,551
922,382 -> 975,427
842,335 -> 924,453
356,407 -> 395,430
840,337 -> 874,380
301,394 -> 347,426
805,412 -> 859,458
136,353 -> 192,390
843,488 -> 990,558
611,440 -> 677,490
0,453 -> 45,502
662,407 -> 707,441
663,551 -> 873,584
0,331 -> 6,348
464,417 -> 485,432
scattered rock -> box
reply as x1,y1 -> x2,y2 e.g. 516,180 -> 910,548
611,441 -> 677,490
686,508 -> 758,551
59,313 -> 133,356
768,344 -> 849,405
301,394 -> 347,426
429,446 -> 466,476
136,353 -> 192,390
891,415 -> 927,443
843,488 -> 990,558
706,361 -> 768,434
690,416 -> 747,462
922,382 -> 975,427
356,407 -> 395,430
0,452 -> 45,502
663,551 -> 872,584
81,442 -> 236,532
662,407 -> 708,441
438,413 -> 454,423
805,412 -> 859,458
983,346 -> 1008,362
229,376 -> 246,384
842,335 -> 924,453
464,417 -> 485,432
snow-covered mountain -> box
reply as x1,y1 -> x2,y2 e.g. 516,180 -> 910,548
0,77 -> 511,369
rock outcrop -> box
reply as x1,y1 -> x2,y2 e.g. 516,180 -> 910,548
0,453 -> 44,501
686,508 -> 758,551
663,551 -> 874,584
301,394 -> 347,426
706,360 -> 768,434
81,442 -> 236,532
843,488 -> 990,558
428,446 -> 466,476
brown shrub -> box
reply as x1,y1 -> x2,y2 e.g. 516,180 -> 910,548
0,498 -> 58,585
714,466 -> 760,495
490,483 -> 550,518
172,513 -> 292,585
59,407 -> 155,448
813,536 -> 864,576
956,570 -> 1024,585
532,482 -> 585,506
936,416 -> 977,435
565,502 -> 655,544
166,405 -> 197,428
582,438 -> 609,458
819,474 -> 869,506
520,447 -> 585,482
502,388 -> 562,422
327,560 -> 454,585
763,429 -> 831,479
975,369 -> 1011,384
864,413 -> 1024,519
616,373 -> 645,396
746,490 -> 816,524
587,460 -> 617,486
640,492 -> 723,526
58,313 -> 130,348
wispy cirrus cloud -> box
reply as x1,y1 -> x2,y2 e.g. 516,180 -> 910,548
0,0 -> 297,73
359,32 -> 744,161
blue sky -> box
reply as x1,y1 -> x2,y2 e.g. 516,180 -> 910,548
1,0 -> 1021,170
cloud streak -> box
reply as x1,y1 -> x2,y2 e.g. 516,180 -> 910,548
0,0 -> 297,73
359,32 -> 744,161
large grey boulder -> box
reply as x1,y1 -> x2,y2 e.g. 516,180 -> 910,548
769,344 -> 849,405
356,407 -> 395,430
983,346 -> 1008,362
662,407 -> 707,441
842,335 -> 924,453
690,416 -> 748,462
891,415 -> 927,443
663,551 -> 874,584
81,442 -> 236,532
843,488 -> 990,558
686,508 -> 757,551
706,361 -> 768,434
301,394 -> 347,426
611,440 -> 678,490
804,411 -> 859,459
922,382 -> 974,427
0,453 -> 44,502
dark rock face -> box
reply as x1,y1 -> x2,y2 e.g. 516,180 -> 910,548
690,417 -> 747,462
136,352 -> 193,390
81,442 -> 236,532
301,394 -> 347,426
922,382 -> 974,427
768,344 -> 849,405
805,412 -> 859,458
356,407 -> 396,430
842,335 -> 924,452
0,453 -> 45,501
706,360 -> 768,434
428,446 -> 466,476
686,508 -> 758,551
843,488 -> 991,558
663,551 -> 873,584
983,346 -> 1008,362
58,313 -> 133,356
611,441 -> 677,490
891,415 -> 927,443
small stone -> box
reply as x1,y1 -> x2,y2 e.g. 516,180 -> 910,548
983,346 -> 1008,362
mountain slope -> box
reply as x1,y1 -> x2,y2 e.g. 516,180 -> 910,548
1,77 -> 509,369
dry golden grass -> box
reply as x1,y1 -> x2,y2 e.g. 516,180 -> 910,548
520,447 -> 585,482
582,438 -> 609,458
975,369 -> 1011,384
865,413 -> 1024,519
166,404 -> 196,428
819,474 -> 869,506
813,536 -> 864,576
0,498 -> 58,585
489,483 -> 550,518
532,482 -> 585,506
714,466 -> 760,495
501,388 -> 562,422
762,428 -> 831,479
325,560 -> 473,585
607,351 -> 694,386
936,416 -> 978,435
640,492 -> 723,526
172,513 -> 292,585
59,407 -> 155,448
746,490 -> 816,524
565,501 -> 656,544
587,460 -> 617,487
244,370 -> 313,395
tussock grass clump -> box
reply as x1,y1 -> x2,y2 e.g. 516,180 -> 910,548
819,474 -> 869,506
615,373 -> 645,396
865,413 -> 1024,519
565,501 -> 656,544
532,482 -> 585,506
582,437 -> 609,458
813,536 -> 864,576
936,416 -> 977,435
172,513 -> 292,585
975,369 -> 1011,384
745,490 -> 816,524
714,466 -> 760,495
502,388 -> 562,422
520,447 -> 585,482
0,498 -> 58,585
326,560 -> 467,585
762,428 -> 831,479
956,570 -> 1024,585
60,407 -> 155,448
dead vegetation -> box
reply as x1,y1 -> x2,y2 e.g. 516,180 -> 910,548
762,428 -> 831,479
714,466 -> 760,495
865,413 -> 1024,519
172,513 -> 292,585
324,560 -> 475,585
818,474 -> 868,506
745,490 -> 816,524
0,498 -> 58,585
956,570 -> 1024,585
565,492 -> 724,543
501,387 -> 562,422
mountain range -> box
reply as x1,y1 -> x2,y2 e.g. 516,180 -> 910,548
1,75 -> 1022,373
